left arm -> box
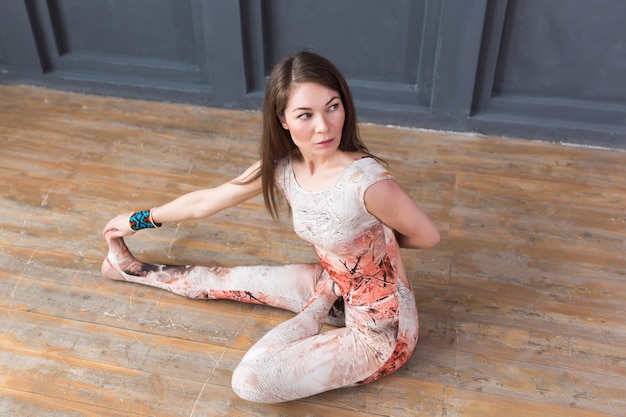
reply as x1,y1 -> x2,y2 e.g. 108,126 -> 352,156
364,179 -> 440,249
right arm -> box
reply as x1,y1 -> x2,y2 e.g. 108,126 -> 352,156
103,161 -> 262,239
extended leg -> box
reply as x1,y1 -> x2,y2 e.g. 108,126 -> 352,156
102,236 -> 326,313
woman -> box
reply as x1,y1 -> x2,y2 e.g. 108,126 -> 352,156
102,51 -> 439,403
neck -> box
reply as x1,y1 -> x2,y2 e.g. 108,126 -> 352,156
299,151 -> 344,176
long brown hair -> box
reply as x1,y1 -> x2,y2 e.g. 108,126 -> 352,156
252,51 -> 376,219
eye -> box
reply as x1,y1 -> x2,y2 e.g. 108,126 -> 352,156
328,102 -> 340,111
297,112 -> 312,120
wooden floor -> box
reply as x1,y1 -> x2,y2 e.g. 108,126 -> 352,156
1,84 -> 625,417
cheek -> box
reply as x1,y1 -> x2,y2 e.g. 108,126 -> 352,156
338,110 -> 346,126
287,123 -> 309,143
330,110 -> 346,129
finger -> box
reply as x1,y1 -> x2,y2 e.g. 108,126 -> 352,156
103,228 -> 118,240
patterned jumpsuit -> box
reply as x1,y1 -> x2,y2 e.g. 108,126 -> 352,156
104,156 -> 419,403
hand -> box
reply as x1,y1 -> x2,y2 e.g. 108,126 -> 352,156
103,212 -> 135,240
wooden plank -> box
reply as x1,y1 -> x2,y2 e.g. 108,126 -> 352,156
0,309 -> 443,417
401,345 -> 626,415
0,387 -> 146,417
1,84 -> 625,417
443,386 -> 616,417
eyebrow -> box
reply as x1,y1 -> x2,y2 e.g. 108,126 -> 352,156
291,96 -> 341,112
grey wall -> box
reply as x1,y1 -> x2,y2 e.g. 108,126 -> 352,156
1,0 -> 624,149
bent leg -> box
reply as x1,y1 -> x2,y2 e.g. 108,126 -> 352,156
232,274 -> 396,403
102,236 -> 325,313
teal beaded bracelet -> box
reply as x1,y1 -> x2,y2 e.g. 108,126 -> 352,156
129,209 -> 162,231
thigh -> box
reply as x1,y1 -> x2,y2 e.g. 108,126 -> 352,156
232,315 -> 396,403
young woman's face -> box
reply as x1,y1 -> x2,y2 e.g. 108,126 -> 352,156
281,82 -> 345,158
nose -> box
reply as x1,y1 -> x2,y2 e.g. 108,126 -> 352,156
315,114 -> 329,133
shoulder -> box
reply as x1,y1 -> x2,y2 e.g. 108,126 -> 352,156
364,177 -> 440,249
362,179 -> 412,228
348,156 -> 393,190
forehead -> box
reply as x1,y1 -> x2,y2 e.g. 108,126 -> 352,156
286,82 -> 340,108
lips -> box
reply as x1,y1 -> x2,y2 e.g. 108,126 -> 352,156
317,138 -> 335,146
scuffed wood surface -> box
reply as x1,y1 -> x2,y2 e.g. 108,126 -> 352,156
1,85 -> 625,416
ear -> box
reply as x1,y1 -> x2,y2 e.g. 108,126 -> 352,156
277,112 -> 289,130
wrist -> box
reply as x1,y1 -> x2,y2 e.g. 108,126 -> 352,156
129,209 -> 162,231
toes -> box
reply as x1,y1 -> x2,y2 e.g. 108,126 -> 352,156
101,257 -> 125,281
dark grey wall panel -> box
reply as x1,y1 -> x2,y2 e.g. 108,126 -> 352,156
202,0 -> 248,107
471,0 -> 626,148
47,0 -> 198,63
254,0 -> 441,123
0,0 -> 624,149
0,37 -> 8,68
265,0 -> 424,85
495,0 -> 626,102
21,0 -> 213,101
0,1 -> 45,76
430,0 -> 487,124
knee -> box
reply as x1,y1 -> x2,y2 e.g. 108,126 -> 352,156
231,362 -> 272,403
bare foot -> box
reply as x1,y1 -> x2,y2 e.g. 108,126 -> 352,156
101,256 -> 126,281
101,236 -> 156,281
